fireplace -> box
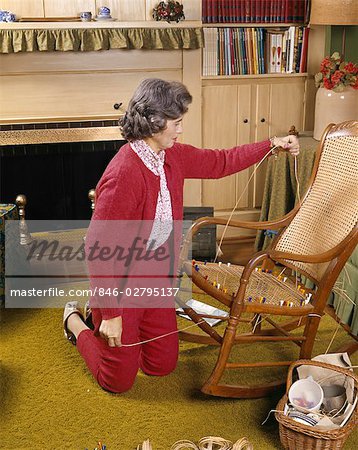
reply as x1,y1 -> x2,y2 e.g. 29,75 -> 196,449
0,120 -> 125,227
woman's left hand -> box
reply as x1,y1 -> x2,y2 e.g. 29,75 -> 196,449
272,135 -> 300,156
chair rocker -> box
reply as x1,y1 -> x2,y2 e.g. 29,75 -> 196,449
177,121 -> 358,399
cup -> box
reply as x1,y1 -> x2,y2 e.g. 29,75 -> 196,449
98,6 -> 111,16
0,10 -> 16,22
80,11 -> 92,21
288,376 -> 324,412
322,384 -> 347,413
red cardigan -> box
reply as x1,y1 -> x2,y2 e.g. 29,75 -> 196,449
89,140 -> 271,319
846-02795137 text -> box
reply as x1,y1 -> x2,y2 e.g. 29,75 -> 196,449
9,287 -> 180,298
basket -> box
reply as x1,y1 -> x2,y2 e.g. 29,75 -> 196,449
275,359 -> 358,450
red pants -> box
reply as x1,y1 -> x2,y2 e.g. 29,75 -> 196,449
77,307 -> 179,393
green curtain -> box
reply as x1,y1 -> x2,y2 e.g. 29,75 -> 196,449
0,27 -> 203,53
255,138 -> 318,252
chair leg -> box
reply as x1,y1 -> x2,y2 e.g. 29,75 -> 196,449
299,315 -> 322,359
202,315 -> 239,390
200,315 -> 287,398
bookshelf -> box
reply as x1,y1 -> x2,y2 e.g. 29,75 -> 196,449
202,25 -> 309,76
200,1 -> 312,224
202,0 -> 310,24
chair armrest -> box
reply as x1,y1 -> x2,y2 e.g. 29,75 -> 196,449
189,215 -> 292,237
268,249 -> 336,264
178,213 -> 294,270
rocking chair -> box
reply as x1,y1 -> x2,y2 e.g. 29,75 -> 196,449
178,121 -> 358,398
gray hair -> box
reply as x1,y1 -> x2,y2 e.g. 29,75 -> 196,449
119,78 -> 192,141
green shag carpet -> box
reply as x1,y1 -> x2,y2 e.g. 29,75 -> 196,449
1,301 -> 357,450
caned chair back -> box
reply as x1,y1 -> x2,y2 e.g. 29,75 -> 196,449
274,121 -> 358,281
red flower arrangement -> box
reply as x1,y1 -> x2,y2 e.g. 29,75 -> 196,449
315,52 -> 358,91
152,1 -> 185,23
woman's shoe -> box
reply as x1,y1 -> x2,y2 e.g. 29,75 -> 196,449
63,301 -> 85,345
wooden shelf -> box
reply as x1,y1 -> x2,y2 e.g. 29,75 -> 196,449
203,23 -> 307,28
202,73 -> 309,80
0,20 -> 202,30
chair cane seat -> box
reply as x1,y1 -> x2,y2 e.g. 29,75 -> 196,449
185,261 -> 314,316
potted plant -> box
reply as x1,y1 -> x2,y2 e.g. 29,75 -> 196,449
313,52 -> 358,140
152,1 -> 185,23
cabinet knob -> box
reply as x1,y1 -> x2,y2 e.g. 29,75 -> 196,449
260,118 -> 266,123
243,118 -> 248,123
113,102 -> 123,110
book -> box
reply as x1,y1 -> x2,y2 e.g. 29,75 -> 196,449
299,26 -> 309,72
295,26 -> 303,72
176,299 -> 228,327
276,32 -> 283,72
287,26 -> 296,73
245,0 -> 251,22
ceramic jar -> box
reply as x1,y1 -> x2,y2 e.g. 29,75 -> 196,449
313,86 -> 358,140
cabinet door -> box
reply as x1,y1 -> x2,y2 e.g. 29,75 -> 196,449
269,79 -> 305,135
252,83 -> 270,208
236,84 -> 253,209
202,85 -> 238,211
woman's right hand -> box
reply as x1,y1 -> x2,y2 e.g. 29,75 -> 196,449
99,316 -> 123,347
272,135 -> 300,156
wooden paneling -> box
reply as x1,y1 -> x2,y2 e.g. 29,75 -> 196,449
0,0 -> 199,21
182,48 -> 202,206
236,84 -> 252,209
202,85 -> 238,210
0,50 -> 182,74
270,80 -> 305,135
304,77 -> 316,132
252,83 -> 270,207
44,0 -> 95,17
0,70 -> 182,122
0,0 -> 44,17
180,0 -> 201,21
0,49 -> 185,122
95,0 -> 146,21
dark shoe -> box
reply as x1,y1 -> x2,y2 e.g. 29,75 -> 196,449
63,301 -> 85,345
83,300 -> 94,330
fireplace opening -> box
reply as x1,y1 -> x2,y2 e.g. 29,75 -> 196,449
0,121 -> 125,230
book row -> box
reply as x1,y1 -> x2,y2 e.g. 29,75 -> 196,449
202,0 -> 311,24
202,26 -> 309,76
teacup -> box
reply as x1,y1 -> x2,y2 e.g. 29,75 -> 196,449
288,376 -> 324,412
80,11 -> 92,21
6,12 -> 16,22
0,10 -> 16,22
98,6 -> 111,16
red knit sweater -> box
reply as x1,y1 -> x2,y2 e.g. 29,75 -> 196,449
89,139 -> 271,319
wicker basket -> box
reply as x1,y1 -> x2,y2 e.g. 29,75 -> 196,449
275,359 -> 358,450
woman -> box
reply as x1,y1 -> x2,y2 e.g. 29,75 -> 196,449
63,78 -> 299,393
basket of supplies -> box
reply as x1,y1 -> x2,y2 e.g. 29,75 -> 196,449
275,359 -> 358,450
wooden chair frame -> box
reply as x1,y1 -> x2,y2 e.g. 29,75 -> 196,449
177,121 -> 358,398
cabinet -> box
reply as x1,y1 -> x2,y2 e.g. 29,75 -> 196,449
201,75 -> 306,215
